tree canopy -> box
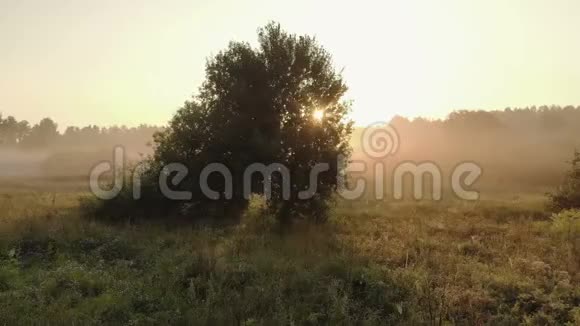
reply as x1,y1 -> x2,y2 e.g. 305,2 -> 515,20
122,22 -> 354,222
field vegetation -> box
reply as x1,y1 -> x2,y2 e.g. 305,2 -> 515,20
0,192 -> 578,325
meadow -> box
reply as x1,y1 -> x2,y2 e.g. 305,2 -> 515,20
0,190 -> 578,325
3,5 -> 580,325
1,108 -> 580,325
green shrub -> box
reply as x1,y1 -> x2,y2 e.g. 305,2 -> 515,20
549,209 -> 580,241
549,150 -> 580,212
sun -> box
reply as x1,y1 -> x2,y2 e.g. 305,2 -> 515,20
313,109 -> 325,121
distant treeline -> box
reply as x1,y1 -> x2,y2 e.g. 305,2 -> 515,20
0,115 -> 162,178
393,105 -> 580,133
352,105 -> 580,195
0,115 -> 161,153
2,105 -> 580,192
4,105 -> 579,150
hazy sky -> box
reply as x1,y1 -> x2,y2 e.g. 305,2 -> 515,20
1,0 -> 579,128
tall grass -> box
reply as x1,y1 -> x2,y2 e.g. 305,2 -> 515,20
0,193 -> 578,324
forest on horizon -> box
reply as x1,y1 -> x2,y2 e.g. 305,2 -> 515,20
3,105 -> 580,150
1,105 -> 579,194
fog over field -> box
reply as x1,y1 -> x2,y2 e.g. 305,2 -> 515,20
2,106 -> 580,196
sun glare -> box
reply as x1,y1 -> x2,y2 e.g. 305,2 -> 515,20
313,109 -> 324,121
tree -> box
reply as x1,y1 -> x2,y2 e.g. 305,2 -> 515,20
105,23 -> 353,223
0,115 -> 30,146
23,118 -> 59,148
445,110 -> 504,132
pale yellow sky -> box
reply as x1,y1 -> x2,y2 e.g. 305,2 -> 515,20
1,0 -> 579,128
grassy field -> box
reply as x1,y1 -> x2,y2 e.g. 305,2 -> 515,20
0,192 -> 579,325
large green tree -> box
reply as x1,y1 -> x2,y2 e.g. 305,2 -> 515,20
127,23 -> 353,222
